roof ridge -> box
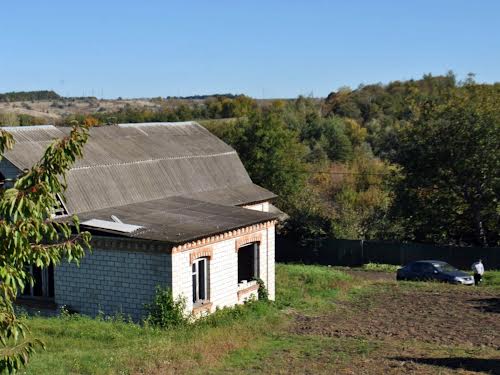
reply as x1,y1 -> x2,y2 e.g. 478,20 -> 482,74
70,150 -> 237,171
1,125 -> 57,131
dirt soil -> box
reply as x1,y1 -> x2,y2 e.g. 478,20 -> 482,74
291,274 -> 500,374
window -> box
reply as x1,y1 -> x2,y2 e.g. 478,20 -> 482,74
21,264 -> 54,299
52,194 -> 69,217
192,258 -> 208,304
237,243 -> 259,284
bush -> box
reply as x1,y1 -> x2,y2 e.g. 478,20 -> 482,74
144,286 -> 188,328
255,278 -> 269,301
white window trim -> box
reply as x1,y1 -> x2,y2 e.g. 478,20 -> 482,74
192,257 -> 209,305
237,242 -> 260,286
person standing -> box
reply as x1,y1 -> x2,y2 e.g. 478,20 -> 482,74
471,259 -> 484,286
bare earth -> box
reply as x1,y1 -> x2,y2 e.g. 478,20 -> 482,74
288,274 -> 500,375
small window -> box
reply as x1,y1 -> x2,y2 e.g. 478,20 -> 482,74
53,194 -> 69,217
238,243 -> 259,284
21,264 -> 54,299
192,258 -> 208,304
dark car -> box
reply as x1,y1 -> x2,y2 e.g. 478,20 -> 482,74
396,260 -> 474,285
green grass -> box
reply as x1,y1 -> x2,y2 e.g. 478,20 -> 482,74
19,264 -> 500,374
275,264 -> 351,311
22,264 -> 350,375
361,262 -> 400,273
211,335 -> 377,374
482,269 -> 500,288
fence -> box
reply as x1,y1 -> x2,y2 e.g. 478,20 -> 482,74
276,236 -> 500,270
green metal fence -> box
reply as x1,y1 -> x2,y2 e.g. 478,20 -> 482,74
276,236 -> 500,269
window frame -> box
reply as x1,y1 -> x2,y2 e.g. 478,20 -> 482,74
237,242 -> 260,285
192,257 -> 209,305
20,264 -> 55,300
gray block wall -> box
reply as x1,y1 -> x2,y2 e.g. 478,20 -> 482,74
0,159 -> 21,187
54,247 -> 172,321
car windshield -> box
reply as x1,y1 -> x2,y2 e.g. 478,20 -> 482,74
432,263 -> 457,272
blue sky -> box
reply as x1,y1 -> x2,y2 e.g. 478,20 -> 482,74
1,0 -> 499,98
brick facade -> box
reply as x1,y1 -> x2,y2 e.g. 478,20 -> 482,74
172,222 -> 276,313
53,220 -> 275,320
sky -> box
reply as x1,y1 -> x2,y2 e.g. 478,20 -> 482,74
1,0 -> 499,99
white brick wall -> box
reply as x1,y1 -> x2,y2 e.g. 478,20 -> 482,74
172,223 -> 276,314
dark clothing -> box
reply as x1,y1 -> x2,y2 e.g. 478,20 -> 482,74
474,273 -> 482,286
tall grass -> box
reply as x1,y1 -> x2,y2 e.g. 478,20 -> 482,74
275,264 -> 351,311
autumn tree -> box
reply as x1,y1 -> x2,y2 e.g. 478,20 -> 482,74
0,125 -> 91,372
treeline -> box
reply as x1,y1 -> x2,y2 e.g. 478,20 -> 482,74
0,90 -> 60,102
61,95 -> 259,125
163,93 -> 239,100
202,73 -> 500,247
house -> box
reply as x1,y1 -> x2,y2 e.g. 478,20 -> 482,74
1,122 -> 279,320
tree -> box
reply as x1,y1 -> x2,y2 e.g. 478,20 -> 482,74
392,85 -> 500,246
0,125 -> 91,372
234,109 -> 307,208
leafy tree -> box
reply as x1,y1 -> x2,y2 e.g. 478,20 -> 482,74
321,118 -> 353,162
392,84 -> 500,246
0,125 -> 91,372
234,109 -> 307,208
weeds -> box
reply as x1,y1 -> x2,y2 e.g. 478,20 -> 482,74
144,286 -> 188,328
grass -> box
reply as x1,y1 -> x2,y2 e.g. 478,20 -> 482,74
361,262 -> 400,273
19,264 -> 500,374
482,269 -> 500,288
275,264 -> 351,311
22,264 -> 350,374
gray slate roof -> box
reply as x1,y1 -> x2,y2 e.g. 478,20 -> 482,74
3,122 -> 277,244
77,196 -> 277,243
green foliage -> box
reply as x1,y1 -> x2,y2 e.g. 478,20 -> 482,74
361,263 -> 400,273
144,286 -> 188,329
255,278 -> 269,301
392,84 -> 500,246
233,109 -> 307,208
0,125 -> 91,373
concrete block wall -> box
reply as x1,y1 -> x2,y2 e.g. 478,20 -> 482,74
0,159 -> 21,187
54,247 -> 171,321
171,223 -> 276,314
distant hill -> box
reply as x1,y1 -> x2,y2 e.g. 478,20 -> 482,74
164,93 -> 239,100
0,90 -> 61,102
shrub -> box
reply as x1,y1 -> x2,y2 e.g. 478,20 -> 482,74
255,278 -> 269,301
144,286 -> 188,328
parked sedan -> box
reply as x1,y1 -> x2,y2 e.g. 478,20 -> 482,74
396,260 -> 474,285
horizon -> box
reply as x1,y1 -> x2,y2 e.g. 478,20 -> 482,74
1,0 -> 499,99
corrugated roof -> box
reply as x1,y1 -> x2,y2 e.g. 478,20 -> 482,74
77,196 -> 278,243
3,123 -> 276,214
